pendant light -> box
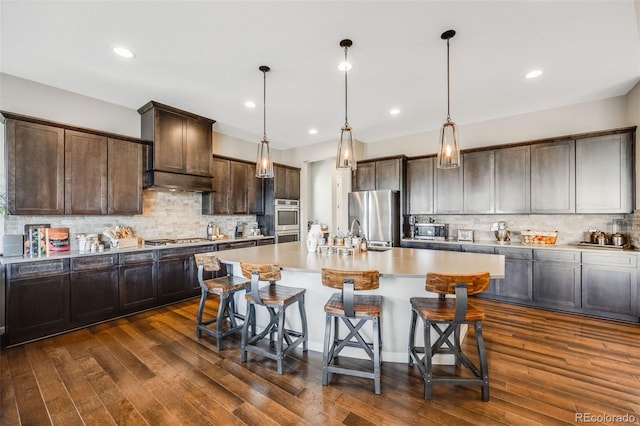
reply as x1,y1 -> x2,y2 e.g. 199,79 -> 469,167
336,39 -> 356,170
256,65 -> 274,178
436,29 -> 460,169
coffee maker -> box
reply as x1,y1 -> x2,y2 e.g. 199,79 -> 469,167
235,221 -> 244,238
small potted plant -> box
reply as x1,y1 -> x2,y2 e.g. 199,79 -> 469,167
0,193 -> 9,216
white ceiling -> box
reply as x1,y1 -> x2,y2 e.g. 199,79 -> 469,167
1,1 -> 639,150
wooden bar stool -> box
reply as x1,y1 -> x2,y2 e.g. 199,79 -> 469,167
321,268 -> 382,394
239,261 -> 308,374
194,253 -> 251,350
408,272 -> 491,401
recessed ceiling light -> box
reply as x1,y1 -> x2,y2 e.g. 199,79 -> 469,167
112,46 -> 135,58
309,128 -> 318,135
389,108 -> 400,115
525,69 -> 543,79
245,101 -> 256,108
338,61 -> 352,71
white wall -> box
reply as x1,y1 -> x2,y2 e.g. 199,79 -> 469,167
308,158 -> 334,229
629,81 -> 640,126
0,73 -> 140,137
364,96 -> 630,159
213,132 -> 284,164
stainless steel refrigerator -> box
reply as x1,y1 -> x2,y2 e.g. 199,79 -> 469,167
348,190 -> 400,247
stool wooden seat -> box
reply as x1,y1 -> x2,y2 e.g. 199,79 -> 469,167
409,272 -> 491,401
194,253 -> 251,350
239,261 -> 308,374
321,268 -> 382,394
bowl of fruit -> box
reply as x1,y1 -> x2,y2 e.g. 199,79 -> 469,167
521,230 -> 558,245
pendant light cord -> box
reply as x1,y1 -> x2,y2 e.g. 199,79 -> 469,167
262,69 -> 267,141
446,37 -> 451,123
344,45 -> 349,127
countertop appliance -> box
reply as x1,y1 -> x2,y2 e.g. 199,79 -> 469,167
457,229 -> 474,242
348,190 -> 400,247
235,221 -> 244,238
414,223 -> 448,240
491,221 -> 510,242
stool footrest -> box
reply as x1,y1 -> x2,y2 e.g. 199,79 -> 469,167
244,334 -> 306,359
325,365 -> 377,380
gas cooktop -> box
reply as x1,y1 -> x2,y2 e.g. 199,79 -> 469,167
144,238 -> 211,246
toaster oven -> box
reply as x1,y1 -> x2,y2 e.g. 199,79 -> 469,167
414,223 -> 448,240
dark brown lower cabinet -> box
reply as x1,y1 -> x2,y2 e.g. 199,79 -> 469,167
8,274 -> 70,345
70,268 -> 118,326
494,247 -> 533,302
69,255 -> 119,326
119,251 -> 156,313
3,241 -> 270,346
532,250 -> 581,309
403,240 -> 640,323
581,252 -> 638,320
6,259 -> 70,345
461,245 -> 498,295
157,247 -> 195,304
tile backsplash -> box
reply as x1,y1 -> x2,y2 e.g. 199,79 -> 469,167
413,213 -> 636,245
4,189 -> 640,251
3,190 -> 256,250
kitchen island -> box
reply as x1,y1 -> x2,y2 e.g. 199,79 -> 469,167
217,241 -> 505,363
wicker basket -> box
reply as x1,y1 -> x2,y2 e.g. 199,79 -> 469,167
521,231 -> 558,245
105,236 -> 140,248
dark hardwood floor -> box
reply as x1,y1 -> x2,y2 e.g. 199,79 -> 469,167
2,297 -> 639,425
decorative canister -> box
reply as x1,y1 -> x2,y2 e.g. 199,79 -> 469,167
307,224 -> 323,252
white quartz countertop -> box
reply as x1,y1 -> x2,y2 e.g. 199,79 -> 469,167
0,236 -> 275,265
401,238 -> 639,254
217,241 -> 506,279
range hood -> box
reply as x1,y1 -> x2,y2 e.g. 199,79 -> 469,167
143,169 -> 213,193
138,101 -> 215,192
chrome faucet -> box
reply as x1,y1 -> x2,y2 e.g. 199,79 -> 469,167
350,219 -> 361,237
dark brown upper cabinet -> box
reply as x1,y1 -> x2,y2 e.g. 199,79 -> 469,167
530,140 -> 575,214
495,145 -> 530,214
274,165 -> 300,200
5,119 -> 65,215
463,150 -> 495,214
1,112 -> 144,216
406,157 -> 434,215
138,101 -> 215,192
229,160 -> 249,214
108,138 -> 143,215
575,133 -> 633,214
65,130 -> 108,215
352,156 -> 405,192
247,163 -> 265,214
353,161 -> 376,191
434,157 -> 464,214
202,157 -> 264,215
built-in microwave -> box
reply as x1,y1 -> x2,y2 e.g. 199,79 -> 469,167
414,223 -> 448,240
275,199 -> 300,233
